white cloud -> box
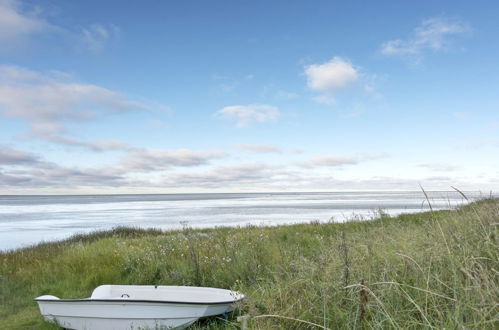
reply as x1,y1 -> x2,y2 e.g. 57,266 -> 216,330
0,145 -> 40,165
0,66 -> 139,120
0,0 -> 52,44
0,1 -> 118,52
260,84 -> 299,100
303,155 -> 358,168
299,153 -> 388,168
81,24 -> 120,52
0,163 -> 127,188
211,73 -> 256,94
381,17 -> 470,58
305,57 -> 358,93
216,104 -> 279,127
0,146 -> 129,187
0,65 -> 149,150
45,136 -> 129,152
162,163 -> 281,188
122,148 -> 226,171
0,147 -> 227,189
0,147 -> 492,192
236,144 -> 282,153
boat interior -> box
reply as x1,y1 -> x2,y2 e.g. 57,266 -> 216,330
90,285 -> 243,303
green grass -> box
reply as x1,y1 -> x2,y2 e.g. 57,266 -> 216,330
1,199 -> 498,329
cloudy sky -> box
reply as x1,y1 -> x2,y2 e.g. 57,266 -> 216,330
1,0 -> 498,194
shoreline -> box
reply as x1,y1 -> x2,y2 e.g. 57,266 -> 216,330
1,190 -> 486,251
1,204 -> 465,253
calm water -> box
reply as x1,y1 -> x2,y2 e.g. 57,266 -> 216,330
0,191 -> 489,251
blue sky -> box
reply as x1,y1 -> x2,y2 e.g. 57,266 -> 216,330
1,0 -> 498,194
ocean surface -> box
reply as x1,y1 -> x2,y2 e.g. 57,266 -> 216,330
0,191 -> 490,251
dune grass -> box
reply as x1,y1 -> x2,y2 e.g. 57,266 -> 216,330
1,198 -> 498,329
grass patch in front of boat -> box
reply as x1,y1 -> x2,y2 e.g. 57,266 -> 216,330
1,199 -> 498,329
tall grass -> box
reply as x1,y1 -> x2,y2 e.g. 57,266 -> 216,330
1,199 -> 497,329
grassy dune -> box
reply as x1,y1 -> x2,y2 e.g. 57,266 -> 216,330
1,199 -> 498,329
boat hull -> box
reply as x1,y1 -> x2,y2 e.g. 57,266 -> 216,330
36,285 -> 244,329
37,299 -> 235,329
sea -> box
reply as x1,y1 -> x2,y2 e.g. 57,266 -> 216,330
0,191 -> 491,251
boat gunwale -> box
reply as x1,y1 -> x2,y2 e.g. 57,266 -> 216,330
34,296 -> 246,306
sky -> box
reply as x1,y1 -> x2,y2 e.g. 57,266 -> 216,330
0,0 -> 498,194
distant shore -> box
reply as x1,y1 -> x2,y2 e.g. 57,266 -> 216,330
1,198 -> 497,329
1,190 -> 487,251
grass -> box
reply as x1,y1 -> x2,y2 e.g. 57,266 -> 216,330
1,198 -> 498,329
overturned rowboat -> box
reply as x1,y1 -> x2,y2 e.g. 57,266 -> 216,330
35,285 -> 245,329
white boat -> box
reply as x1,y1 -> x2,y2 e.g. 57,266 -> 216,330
35,285 -> 245,329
